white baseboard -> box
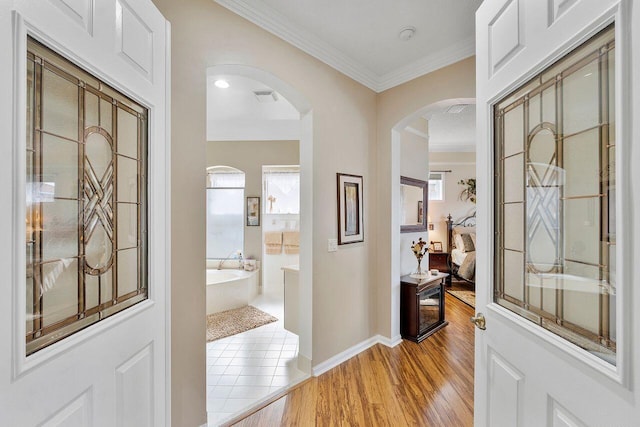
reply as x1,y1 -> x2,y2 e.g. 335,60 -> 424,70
296,353 -> 312,374
311,334 -> 402,376
377,334 -> 402,348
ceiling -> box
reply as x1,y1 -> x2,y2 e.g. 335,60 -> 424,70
215,0 -> 482,92
208,3 -> 478,148
207,74 -> 301,141
427,104 -> 476,152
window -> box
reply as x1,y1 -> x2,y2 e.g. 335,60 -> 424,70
25,38 -> 148,355
494,26 -> 616,364
263,166 -> 300,214
428,172 -> 444,201
206,167 -> 245,259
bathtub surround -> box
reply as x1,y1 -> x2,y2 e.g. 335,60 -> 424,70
206,269 -> 260,314
205,305 -> 278,342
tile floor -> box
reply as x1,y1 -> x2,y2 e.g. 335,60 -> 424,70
206,291 -> 307,426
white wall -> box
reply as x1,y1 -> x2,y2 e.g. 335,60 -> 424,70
428,151 -> 476,251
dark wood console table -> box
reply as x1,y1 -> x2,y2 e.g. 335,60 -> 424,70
400,273 -> 449,343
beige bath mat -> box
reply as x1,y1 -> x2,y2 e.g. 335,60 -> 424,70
206,305 -> 278,342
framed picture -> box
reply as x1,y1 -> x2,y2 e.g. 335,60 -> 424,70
417,200 -> 424,224
337,173 -> 364,245
431,241 -> 443,252
246,197 -> 260,226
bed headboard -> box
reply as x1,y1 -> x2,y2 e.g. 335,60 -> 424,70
446,211 -> 477,252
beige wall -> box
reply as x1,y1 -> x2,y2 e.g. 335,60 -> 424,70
428,152 -> 477,251
207,140 -> 300,264
375,57 -> 476,339
152,0 -> 377,424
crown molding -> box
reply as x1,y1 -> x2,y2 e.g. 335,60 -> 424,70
215,0 -> 475,92
376,37 -> 476,92
215,0 -> 379,90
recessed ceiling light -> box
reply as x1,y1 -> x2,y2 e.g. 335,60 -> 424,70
214,79 -> 230,89
398,26 -> 416,42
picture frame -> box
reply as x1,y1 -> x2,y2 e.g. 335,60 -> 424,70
431,241 -> 443,252
417,200 -> 424,224
337,173 -> 364,245
246,196 -> 260,226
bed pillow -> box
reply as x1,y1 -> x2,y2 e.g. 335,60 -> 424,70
452,226 -> 476,250
453,225 -> 476,235
459,233 -> 475,253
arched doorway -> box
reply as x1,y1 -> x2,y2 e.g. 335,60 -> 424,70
204,65 -> 313,424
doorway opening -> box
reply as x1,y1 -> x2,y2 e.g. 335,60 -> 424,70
204,66 -> 312,425
390,97 -> 477,411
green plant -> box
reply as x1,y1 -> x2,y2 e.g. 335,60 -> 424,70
458,178 -> 476,203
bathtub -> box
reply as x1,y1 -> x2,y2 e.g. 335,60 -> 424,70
206,268 -> 259,314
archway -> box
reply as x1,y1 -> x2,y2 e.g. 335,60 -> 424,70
206,64 -> 314,371
389,97 -> 476,339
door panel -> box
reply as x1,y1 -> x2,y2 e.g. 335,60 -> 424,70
476,0 -> 639,425
0,0 -> 169,425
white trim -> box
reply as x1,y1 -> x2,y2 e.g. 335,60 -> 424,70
312,336 -> 379,376
214,0 -> 475,92
11,10 -> 28,380
377,334 -> 403,348
376,37 -> 476,92
163,18 -> 172,427
311,335 -> 401,377
214,0 -> 378,90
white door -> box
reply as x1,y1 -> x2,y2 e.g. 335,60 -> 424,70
0,1 -> 170,425
475,0 -> 640,425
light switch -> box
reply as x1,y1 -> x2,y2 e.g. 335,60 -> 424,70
328,238 -> 338,252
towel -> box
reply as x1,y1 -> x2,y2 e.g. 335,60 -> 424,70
264,231 -> 283,255
283,231 -> 300,254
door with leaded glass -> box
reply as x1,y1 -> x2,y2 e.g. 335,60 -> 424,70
475,0 -> 640,425
0,1 -> 170,425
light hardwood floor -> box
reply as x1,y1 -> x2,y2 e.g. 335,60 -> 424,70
232,293 -> 475,426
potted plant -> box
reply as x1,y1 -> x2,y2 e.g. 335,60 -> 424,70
458,178 -> 476,203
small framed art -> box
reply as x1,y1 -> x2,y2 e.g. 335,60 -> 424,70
247,196 -> 260,226
337,173 -> 364,245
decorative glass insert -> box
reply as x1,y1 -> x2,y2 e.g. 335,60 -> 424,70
26,38 -> 148,355
494,26 -> 616,364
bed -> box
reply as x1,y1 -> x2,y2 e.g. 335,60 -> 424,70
446,212 -> 477,285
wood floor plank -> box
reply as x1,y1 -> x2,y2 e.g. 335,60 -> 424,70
232,294 -> 475,426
